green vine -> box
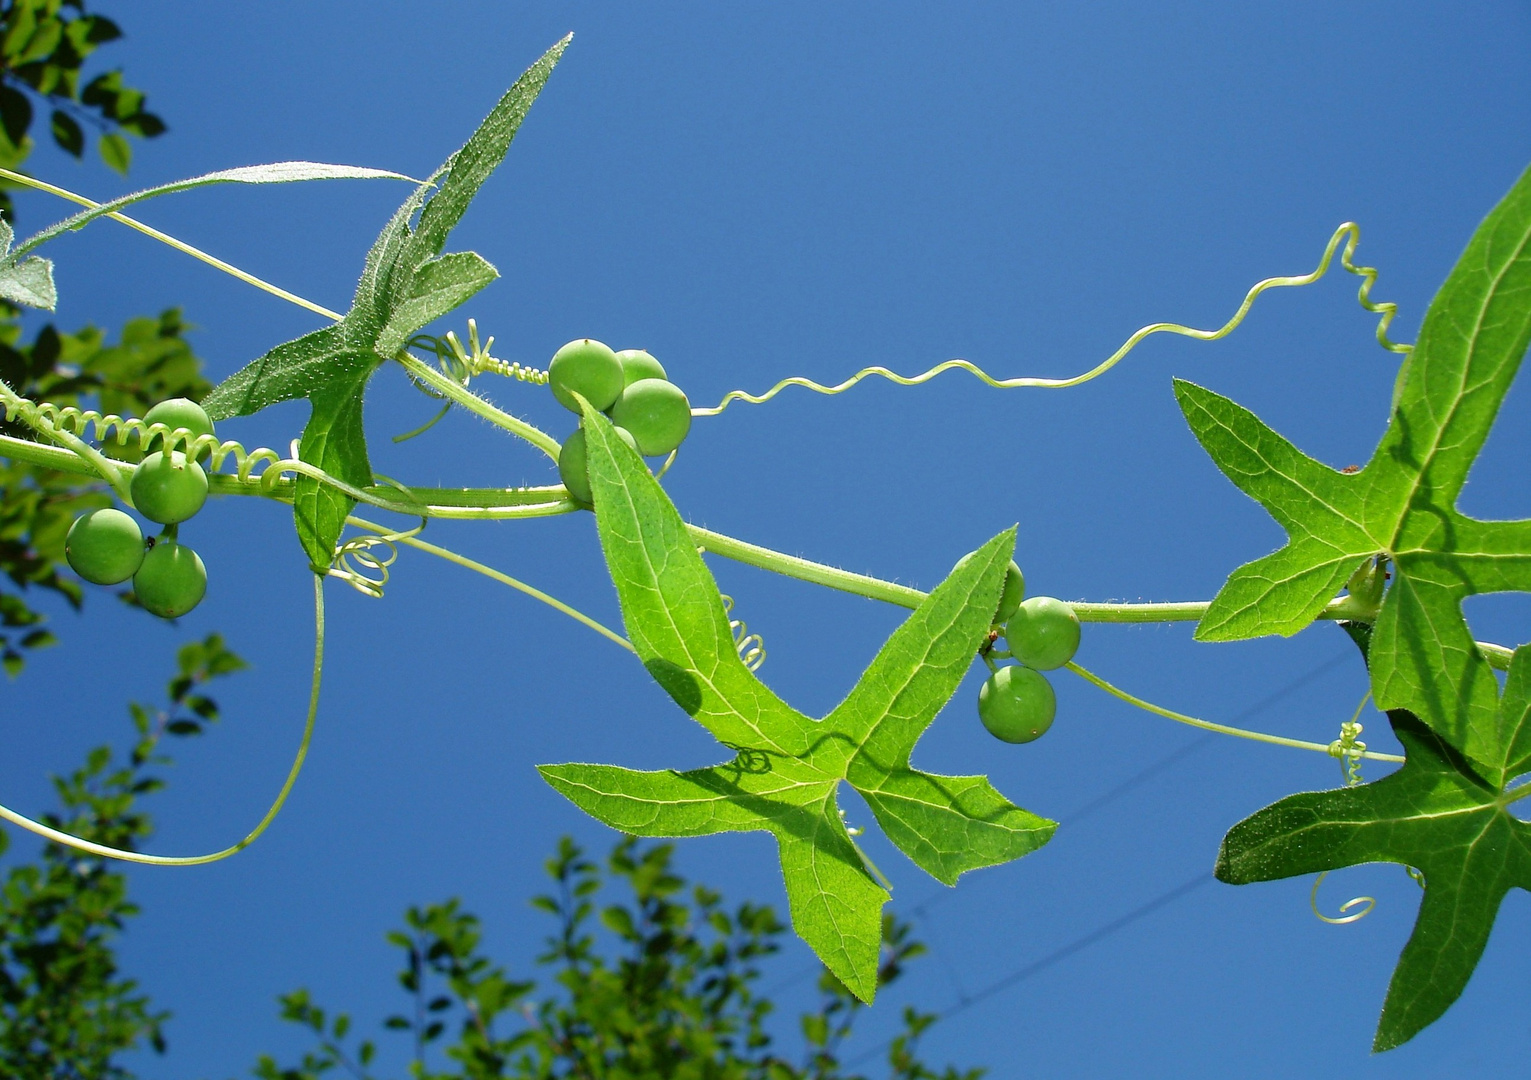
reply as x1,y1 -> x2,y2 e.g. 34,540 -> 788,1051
0,33 -> 1525,1055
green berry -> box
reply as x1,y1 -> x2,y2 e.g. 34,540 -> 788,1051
558,425 -> 640,505
996,562 -> 1026,622
610,378 -> 691,456
65,508 -> 145,585
615,348 -> 667,386
144,397 -> 215,456
1004,596 -> 1080,670
953,552 -> 1026,623
130,451 -> 208,524
133,541 -> 207,619
549,339 -> 624,413
978,666 -> 1056,743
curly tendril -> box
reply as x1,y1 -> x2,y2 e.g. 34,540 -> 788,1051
721,594 -> 767,672
398,320 -> 548,445
1310,872 -> 1376,925
0,382 -> 573,523
0,575 -> 326,865
1328,692 -> 1372,786
329,520 -> 427,598
693,222 -> 1412,416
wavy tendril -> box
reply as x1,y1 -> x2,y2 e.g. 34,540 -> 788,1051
694,222 -> 1412,416
0,574 -> 326,866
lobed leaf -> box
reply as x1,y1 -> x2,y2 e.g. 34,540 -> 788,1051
201,37 -> 570,569
541,403 -> 1053,998
1217,648 -> 1531,1050
1177,161 -> 1531,772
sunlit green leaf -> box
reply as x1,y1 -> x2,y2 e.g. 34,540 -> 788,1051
1218,647 -> 1531,1051
540,404 -> 1054,1001
1177,162 -> 1531,772
202,36 -> 570,568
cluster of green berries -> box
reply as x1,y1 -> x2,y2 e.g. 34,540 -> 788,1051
64,398 -> 214,619
959,553 -> 1081,744
547,339 -> 692,505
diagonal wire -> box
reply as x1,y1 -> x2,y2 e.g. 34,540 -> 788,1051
1062,647 -> 1353,828
846,874 -> 1215,1067
766,648 -> 1358,1007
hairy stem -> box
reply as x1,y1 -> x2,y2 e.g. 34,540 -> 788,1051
0,166 -> 346,321
346,515 -> 633,652
396,353 -> 561,461
1065,660 -> 1404,763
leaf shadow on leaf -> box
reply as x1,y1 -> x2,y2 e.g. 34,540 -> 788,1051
643,657 -> 702,716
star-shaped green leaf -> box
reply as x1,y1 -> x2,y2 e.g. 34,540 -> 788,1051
539,403 -> 1055,1000
1175,162 -> 1531,770
1217,644 -> 1531,1051
201,36 -> 570,570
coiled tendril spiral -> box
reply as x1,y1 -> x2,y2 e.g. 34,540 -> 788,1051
721,594 -> 766,672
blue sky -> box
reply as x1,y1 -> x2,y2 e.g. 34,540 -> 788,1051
4,2 -> 1531,1076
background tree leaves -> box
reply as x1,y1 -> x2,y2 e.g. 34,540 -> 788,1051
0,0 -> 165,218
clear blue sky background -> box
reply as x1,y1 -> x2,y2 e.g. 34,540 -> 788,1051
4,2 -> 1530,1076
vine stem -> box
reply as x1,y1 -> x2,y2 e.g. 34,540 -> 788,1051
0,170 -> 1494,657
0,167 -> 346,322
0,169 -> 562,462
0,574 -> 326,865
1064,660 -> 1405,763
345,515 -> 633,652
395,353 -> 561,461
1,427 -> 1514,669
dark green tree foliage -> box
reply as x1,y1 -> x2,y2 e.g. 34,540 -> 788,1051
253,838 -> 981,1080
0,633 -> 245,1079
0,309 -> 208,673
0,0 -> 179,673
0,0 -> 164,192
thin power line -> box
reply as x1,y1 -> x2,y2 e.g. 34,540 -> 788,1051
841,648 -> 1358,1066
1063,647 -> 1352,827
768,647 -> 1357,1008
908,646 -> 1353,920
849,873 -> 1215,1068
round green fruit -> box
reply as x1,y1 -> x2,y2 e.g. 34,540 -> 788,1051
133,541 -> 207,619
978,665 -> 1056,743
558,425 -> 640,505
548,339 -> 624,413
65,508 -> 145,585
144,397 -> 215,456
952,552 -> 1026,623
610,377 -> 691,456
1004,596 -> 1080,670
130,451 -> 208,524
615,348 -> 667,386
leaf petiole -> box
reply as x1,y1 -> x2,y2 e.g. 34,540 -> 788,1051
345,515 -> 633,652
395,352 -> 561,460
1064,660 -> 1405,763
